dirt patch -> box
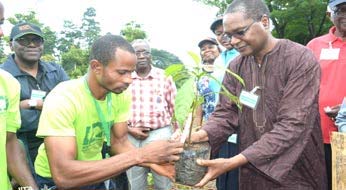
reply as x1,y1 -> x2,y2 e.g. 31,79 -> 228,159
147,180 -> 216,190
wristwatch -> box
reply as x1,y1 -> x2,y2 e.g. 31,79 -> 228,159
28,99 -> 37,110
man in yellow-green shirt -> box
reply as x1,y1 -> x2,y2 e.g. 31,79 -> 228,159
0,69 -> 38,190
34,34 -> 183,190
0,2 -> 38,190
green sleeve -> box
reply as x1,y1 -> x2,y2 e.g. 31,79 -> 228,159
6,75 -> 21,133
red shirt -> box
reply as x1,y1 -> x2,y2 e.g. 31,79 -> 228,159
307,26 -> 346,143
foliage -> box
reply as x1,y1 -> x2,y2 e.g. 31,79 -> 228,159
120,21 -> 180,69
2,7 -> 100,80
151,48 -> 182,69
0,38 -> 7,62
1,9 -> 180,81
7,11 -> 40,24
41,26 -> 58,56
120,21 -> 147,42
61,46 -> 89,79
165,51 -> 244,145
57,20 -> 83,53
195,0 -> 333,45
268,0 -> 332,44
80,7 -> 101,48
58,7 -> 100,54
173,77 -> 196,127
41,54 -> 57,62
194,0 -> 231,16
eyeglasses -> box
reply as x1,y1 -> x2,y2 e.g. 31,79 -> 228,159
223,21 -> 256,41
135,51 -> 151,57
15,36 -> 44,47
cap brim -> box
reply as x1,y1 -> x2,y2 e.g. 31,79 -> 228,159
198,39 -> 218,48
329,0 -> 346,9
210,18 -> 223,32
12,32 -> 43,41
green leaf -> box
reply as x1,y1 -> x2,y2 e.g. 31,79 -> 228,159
165,64 -> 185,76
174,78 -> 196,127
187,51 -> 201,65
165,51 -> 244,143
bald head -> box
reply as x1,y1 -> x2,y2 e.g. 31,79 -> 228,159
225,0 -> 269,21
132,39 -> 151,52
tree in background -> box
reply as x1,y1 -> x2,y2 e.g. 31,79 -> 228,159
121,21 -> 181,70
58,7 -> 100,78
0,8 -> 184,76
151,49 -> 181,69
0,40 -> 7,63
57,20 -> 82,53
120,21 -> 147,42
195,0 -> 333,45
61,46 -> 89,79
80,7 -> 101,48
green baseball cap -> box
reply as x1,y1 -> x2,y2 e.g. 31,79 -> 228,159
10,22 -> 43,41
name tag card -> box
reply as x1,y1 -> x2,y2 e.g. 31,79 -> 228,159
320,48 -> 340,60
239,90 -> 259,110
31,89 -> 47,100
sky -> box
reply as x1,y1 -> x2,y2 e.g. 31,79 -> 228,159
2,0 -> 219,64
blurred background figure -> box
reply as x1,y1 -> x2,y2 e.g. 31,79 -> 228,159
307,1 -> 346,189
127,39 -> 177,190
193,37 -> 221,128
210,16 -> 239,190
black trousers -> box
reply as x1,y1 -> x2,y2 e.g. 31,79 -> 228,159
102,143 -> 129,190
214,141 -> 239,190
324,144 -> 331,190
17,129 -> 43,181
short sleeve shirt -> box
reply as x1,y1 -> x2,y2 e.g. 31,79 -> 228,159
35,77 -> 131,177
0,69 -> 21,190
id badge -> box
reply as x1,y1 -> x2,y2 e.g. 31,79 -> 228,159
31,89 -> 47,100
239,90 -> 259,110
320,48 -> 340,60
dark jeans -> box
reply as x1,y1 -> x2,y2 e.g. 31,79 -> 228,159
37,173 -> 128,190
37,175 -> 108,190
17,130 -> 43,182
102,143 -> 129,190
215,142 -> 239,190
325,144 -> 331,190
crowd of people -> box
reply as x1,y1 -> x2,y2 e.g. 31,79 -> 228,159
0,0 -> 346,190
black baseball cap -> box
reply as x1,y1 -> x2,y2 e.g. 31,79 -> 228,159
329,0 -> 346,9
210,17 -> 223,33
198,37 -> 218,48
10,22 -> 43,41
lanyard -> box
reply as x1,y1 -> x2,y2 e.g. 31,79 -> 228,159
83,77 -> 113,147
